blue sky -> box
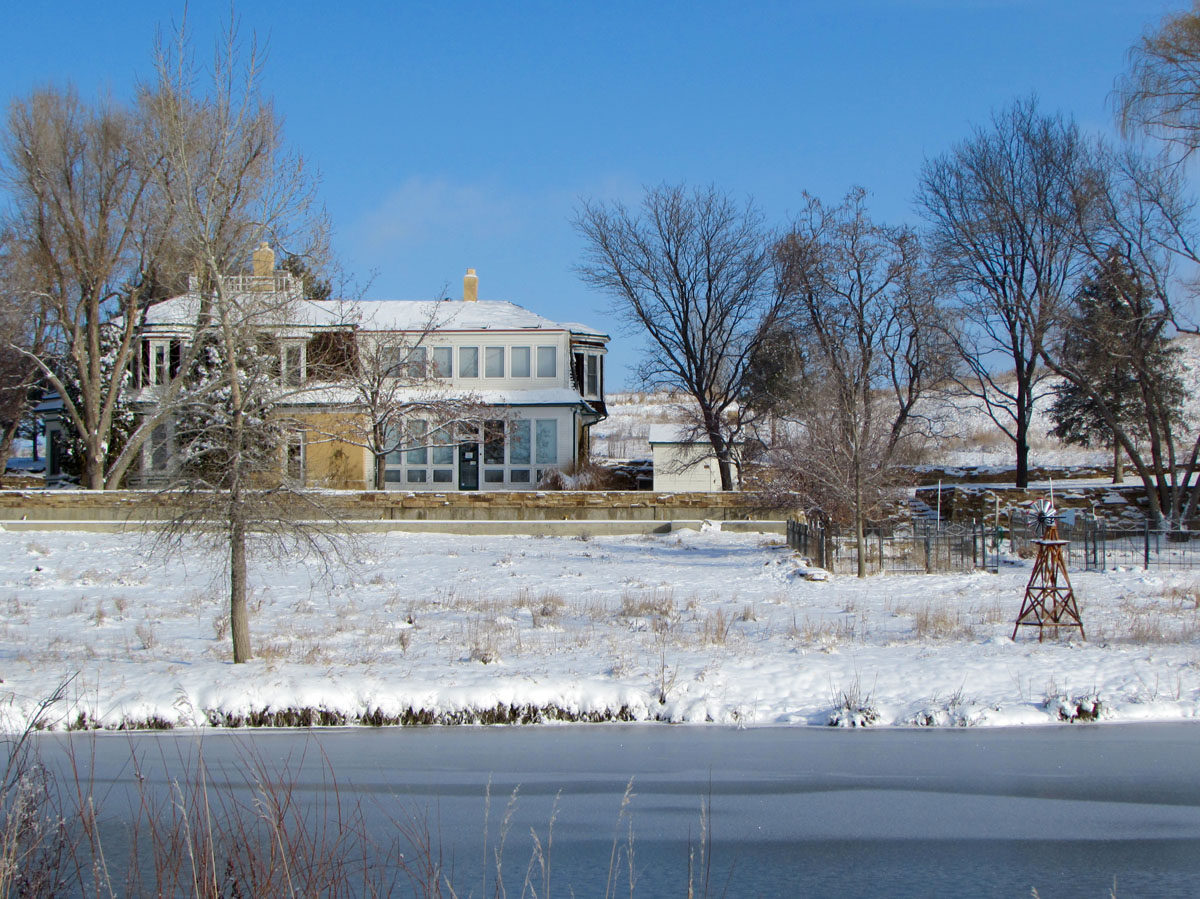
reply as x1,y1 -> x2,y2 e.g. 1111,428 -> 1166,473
2,1 -> 1183,386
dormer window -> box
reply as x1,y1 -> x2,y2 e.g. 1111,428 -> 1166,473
139,338 -> 182,388
572,350 -> 604,398
282,342 -> 305,386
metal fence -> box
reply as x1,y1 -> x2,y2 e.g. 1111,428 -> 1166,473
1008,512 -> 1200,571
786,520 -> 1000,576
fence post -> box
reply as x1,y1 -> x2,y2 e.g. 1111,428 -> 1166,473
1145,520 -> 1151,569
924,527 -> 933,574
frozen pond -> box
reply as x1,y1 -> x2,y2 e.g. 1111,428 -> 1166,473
36,723 -> 1200,897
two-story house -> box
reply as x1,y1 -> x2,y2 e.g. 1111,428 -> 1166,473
50,256 -> 609,491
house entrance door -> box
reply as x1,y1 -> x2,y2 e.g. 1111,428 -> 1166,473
458,443 -> 479,491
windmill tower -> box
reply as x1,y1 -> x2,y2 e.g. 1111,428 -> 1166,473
1012,498 -> 1086,641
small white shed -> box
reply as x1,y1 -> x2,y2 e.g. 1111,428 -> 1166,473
647,425 -> 739,492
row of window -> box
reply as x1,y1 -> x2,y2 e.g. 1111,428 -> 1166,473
386,418 -> 558,485
383,344 -> 559,381
139,339 -> 570,388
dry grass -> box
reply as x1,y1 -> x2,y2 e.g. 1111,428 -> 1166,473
908,604 -> 977,641
700,608 -> 733,645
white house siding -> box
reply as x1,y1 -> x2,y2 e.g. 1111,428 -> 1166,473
647,425 -> 738,492
651,443 -> 725,492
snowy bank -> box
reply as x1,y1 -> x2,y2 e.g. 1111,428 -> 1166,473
0,527 -> 1197,732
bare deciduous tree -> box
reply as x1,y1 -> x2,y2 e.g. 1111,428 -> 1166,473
575,184 -> 784,490
770,188 -> 950,575
145,19 -> 332,663
0,87 -> 175,489
1116,3 -> 1200,157
917,97 -> 1090,489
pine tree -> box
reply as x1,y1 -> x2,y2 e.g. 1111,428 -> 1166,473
1049,250 -> 1184,483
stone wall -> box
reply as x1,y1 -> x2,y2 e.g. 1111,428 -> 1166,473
0,489 -> 786,523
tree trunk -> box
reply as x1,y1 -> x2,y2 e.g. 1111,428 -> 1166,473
86,438 -> 105,491
229,507 -> 252,663
1014,415 -> 1030,490
0,420 -> 19,473
374,451 -> 387,490
716,453 -> 734,491
855,463 -> 866,578
1113,443 -> 1124,484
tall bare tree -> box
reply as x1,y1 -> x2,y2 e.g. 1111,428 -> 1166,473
0,228 -> 45,467
771,189 -> 950,575
917,97 -> 1090,488
575,184 -> 783,490
0,87 -> 174,489
145,19 -> 331,663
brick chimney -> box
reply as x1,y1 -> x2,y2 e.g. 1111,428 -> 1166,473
253,242 -> 275,276
463,268 -> 478,302
252,242 -> 275,290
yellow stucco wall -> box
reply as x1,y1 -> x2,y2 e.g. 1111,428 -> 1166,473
292,411 -> 372,490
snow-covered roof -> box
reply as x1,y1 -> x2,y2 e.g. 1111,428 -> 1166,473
143,293 -> 346,328
144,295 -> 609,339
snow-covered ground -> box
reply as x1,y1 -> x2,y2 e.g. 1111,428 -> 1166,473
2,525 -> 1197,732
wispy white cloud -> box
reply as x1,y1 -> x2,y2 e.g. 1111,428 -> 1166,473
353,176 -> 525,250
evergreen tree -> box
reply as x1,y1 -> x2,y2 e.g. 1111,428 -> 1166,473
1049,250 -> 1184,483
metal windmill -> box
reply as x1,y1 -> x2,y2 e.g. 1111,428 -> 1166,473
1012,497 -> 1086,641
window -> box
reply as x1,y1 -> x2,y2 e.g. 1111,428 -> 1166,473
485,346 -> 504,378
510,420 -> 531,464
510,469 -> 531,484
586,355 -> 599,395
283,344 -> 304,386
142,339 -> 182,387
153,344 -> 170,386
385,425 -> 403,465
484,419 -> 506,464
535,419 -> 558,464
459,346 -> 479,378
536,346 -> 557,379
406,346 -> 427,378
511,346 -> 531,378
433,469 -> 453,483
407,469 -> 427,483
432,346 -> 452,378
386,345 -> 426,378
286,431 -> 305,481
406,419 -> 427,465
150,424 -> 169,470
431,428 -> 454,465
484,469 -> 505,483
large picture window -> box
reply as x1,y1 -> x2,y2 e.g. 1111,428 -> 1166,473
484,419 -> 506,464
406,419 -> 427,465
535,419 -> 558,464
510,420 -> 531,464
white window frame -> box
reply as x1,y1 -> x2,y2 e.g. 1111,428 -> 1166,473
536,346 -> 557,379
